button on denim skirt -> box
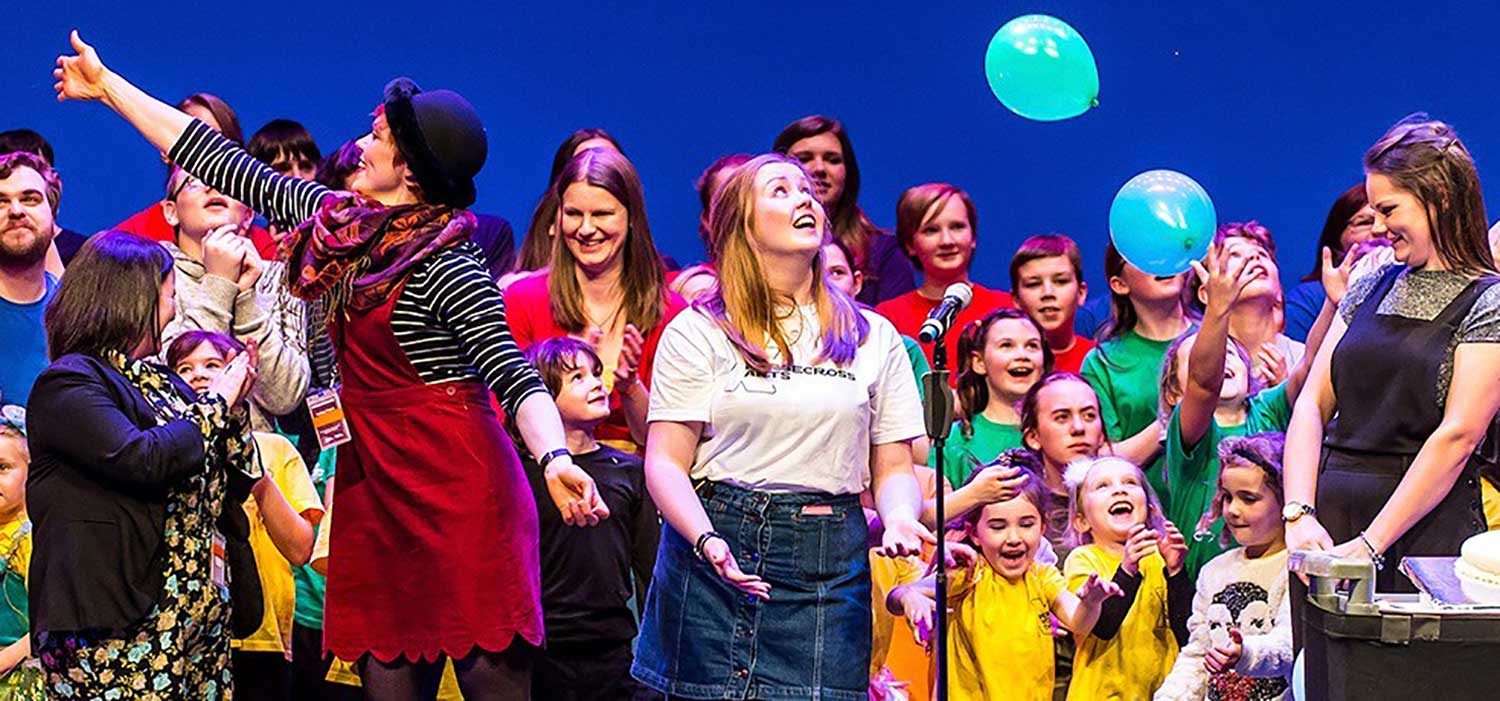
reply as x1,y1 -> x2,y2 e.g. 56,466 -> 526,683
632,481 -> 872,699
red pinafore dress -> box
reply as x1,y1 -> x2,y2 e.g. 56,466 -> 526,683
321,279 -> 543,662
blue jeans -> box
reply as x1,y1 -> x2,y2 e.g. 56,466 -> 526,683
632,482 -> 871,700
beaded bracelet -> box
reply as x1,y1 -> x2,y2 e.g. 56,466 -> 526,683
1358,531 -> 1385,571
694,531 -> 727,561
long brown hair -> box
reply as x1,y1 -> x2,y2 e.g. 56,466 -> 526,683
698,153 -> 868,372
177,93 -> 243,145
548,149 -> 666,334
955,308 -> 1054,438
894,182 -> 978,270
514,129 -> 627,274
1364,114 -> 1496,276
1304,184 -> 1369,282
515,188 -> 559,273
772,115 -> 881,267
46,231 -> 174,360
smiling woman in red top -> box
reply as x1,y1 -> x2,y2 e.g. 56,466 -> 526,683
876,183 -> 1013,382
504,148 -> 685,454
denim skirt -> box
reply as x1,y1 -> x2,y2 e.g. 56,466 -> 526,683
631,482 -> 872,700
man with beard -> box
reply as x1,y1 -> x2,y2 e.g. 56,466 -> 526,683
0,152 -> 60,406
0,129 -> 88,265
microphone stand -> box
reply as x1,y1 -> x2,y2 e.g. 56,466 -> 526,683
921,331 -> 956,701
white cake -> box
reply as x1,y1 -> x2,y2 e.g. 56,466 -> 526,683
1455,530 -> 1500,603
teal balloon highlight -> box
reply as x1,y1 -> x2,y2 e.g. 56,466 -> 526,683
984,14 -> 1100,121
1108,170 -> 1217,276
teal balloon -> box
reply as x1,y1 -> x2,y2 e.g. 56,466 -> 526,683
1108,170 -> 1217,276
984,14 -> 1100,121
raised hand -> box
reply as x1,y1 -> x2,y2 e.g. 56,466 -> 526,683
965,462 -> 1031,505
1121,523 -> 1160,576
1205,628 -> 1244,673
701,536 -> 771,600
234,235 -> 264,292
1160,522 -> 1188,576
1190,241 -> 1264,318
1254,343 -> 1288,387
1077,571 -> 1126,604
206,338 -> 259,407
614,323 -> 645,391
202,225 -> 246,283
53,31 -> 109,102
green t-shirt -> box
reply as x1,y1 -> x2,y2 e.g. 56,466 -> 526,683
932,414 -> 1025,489
1080,330 -> 1178,508
903,335 -> 932,404
1166,382 -> 1292,580
292,443 -> 336,629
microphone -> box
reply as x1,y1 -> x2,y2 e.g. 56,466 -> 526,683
918,282 -> 974,343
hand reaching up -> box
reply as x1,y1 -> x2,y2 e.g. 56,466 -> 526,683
53,31 -> 109,103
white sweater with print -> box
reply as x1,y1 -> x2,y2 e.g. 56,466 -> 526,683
1154,547 -> 1293,701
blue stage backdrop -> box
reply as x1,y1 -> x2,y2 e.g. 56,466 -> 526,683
8,1 -> 1499,294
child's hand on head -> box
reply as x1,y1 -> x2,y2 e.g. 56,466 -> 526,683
1121,523 -> 1160,576
966,462 -> 1030,504
1077,571 -> 1125,604
1160,522 -> 1188,576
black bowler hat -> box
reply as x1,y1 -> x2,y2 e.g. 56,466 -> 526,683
381,77 -> 487,209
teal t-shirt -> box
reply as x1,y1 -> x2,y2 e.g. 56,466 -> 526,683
1166,382 -> 1292,580
903,335 -> 932,404
932,414 -> 1025,488
1081,330 -> 1179,508
292,444 -> 336,629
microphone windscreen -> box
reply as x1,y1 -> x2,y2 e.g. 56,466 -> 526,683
945,282 -> 974,308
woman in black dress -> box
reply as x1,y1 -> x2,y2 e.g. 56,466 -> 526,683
1284,114 -> 1500,591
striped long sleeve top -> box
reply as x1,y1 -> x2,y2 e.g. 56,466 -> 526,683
168,119 -> 546,415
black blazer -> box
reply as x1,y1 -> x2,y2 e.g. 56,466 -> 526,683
26,353 -> 226,634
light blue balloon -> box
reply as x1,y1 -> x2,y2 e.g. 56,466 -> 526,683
1108,170 -> 1217,276
984,14 -> 1100,122
1292,650 -> 1305,700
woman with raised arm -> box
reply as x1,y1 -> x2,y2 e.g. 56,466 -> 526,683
55,31 -> 607,700
1284,115 -> 1500,596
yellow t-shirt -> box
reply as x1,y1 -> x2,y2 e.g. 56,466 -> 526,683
870,551 -> 932,697
1483,475 -> 1500,531
233,432 -> 325,655
1063,544 -> 1178,701
949,559 -> 1065,701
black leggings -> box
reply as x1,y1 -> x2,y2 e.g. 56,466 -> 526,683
359,643 -> 534,701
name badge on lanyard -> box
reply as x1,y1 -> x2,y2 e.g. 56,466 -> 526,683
307,388 -> 352,450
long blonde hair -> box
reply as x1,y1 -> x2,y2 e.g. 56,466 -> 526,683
697,153 -> 868,373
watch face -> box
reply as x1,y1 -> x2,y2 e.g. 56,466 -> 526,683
1282,504 -> 1302,521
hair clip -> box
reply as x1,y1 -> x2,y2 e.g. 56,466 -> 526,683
0,405 -> 24,435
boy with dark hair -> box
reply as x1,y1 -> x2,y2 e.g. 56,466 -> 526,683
523,337 -> 660,700
1010,234 -> 1094,373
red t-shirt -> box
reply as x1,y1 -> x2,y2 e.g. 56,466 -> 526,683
1050,335 -> 1096,375
875,284 -> 1014,385
115,202 -> 280,260
504,273 -> 687,453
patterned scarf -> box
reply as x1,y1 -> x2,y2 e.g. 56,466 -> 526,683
282,192 -> 475,314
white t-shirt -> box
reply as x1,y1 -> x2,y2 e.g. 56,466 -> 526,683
649,305 -> 925,494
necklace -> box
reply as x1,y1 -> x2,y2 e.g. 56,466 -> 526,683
583,299 -> 625,334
